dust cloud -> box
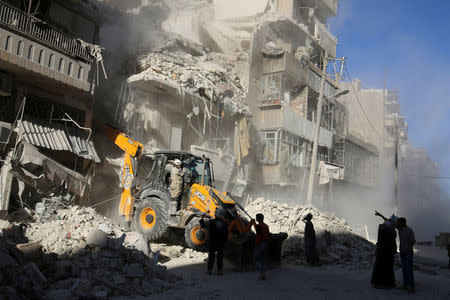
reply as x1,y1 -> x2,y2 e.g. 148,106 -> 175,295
90,0 -> 449,241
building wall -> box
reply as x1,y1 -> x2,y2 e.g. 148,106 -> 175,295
276,0 -> 294,18
214,0 -> 268,19
339,79 -> 384,153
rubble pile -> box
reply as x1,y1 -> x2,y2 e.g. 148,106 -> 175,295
130,38 -> 250,115
245,198 -> 375,268
0,206 -> 184,299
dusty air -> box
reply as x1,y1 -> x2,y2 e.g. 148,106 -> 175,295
0,0 -> 449,299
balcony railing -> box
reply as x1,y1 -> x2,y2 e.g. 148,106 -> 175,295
0,1 -> 92,62
262,51 -> 307,82
257,98 -> 282,108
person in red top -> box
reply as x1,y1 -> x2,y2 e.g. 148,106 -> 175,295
249,213 -> 270,280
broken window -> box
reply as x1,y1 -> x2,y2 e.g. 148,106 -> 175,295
280,131 -> 305,168
259,130 -> 279,164
259,130 -> 306,167
259,74 -> 283,106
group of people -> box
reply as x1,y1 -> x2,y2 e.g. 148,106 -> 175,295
170,160 -> 418,290
200,208 -> 321,280
200,208 -> 270,280
371,212 -> 416,294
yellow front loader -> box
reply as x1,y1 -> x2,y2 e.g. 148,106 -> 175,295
99,123 -> 287,269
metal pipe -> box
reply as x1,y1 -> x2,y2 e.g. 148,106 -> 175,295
201,155 -> 206,186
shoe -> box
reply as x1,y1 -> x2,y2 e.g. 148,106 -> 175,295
408,288 -> 416,294
217,271 -> 223,276
205,270 -> 212,275
257,274 -> 266,280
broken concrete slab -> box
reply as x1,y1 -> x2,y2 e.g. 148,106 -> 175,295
86,229 -> 108,248
17,242 -> 43,261
0,219 -> 12,232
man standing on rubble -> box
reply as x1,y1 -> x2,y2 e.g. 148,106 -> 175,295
200,207 -> 228,275
397,217 -> 416,293
169,159 -> 185,217
303,213 -> 320,266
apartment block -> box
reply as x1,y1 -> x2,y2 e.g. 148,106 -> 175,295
0,0 -> 101,213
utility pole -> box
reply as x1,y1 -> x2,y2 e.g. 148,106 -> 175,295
393,113 -> 399,214
306,54 -> 329,206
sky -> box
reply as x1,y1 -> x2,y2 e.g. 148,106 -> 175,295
328,0 -> 450,194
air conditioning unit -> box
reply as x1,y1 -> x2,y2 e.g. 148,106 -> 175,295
0,72 -> 13,96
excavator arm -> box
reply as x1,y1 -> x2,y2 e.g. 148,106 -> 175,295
96,121 -> 144,224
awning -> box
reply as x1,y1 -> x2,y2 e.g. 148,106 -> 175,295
17,119 -> 100,163
10,142 -> 93,197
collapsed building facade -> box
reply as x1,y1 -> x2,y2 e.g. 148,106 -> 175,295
0,0 -> 437,237
0,0 -> 103,216
103,0 -> 348,204
246,0 -> 345,205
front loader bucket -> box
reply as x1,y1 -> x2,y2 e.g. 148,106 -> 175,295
224,232 -> 255,271
224,232 -> 288,271
267,232 -> 288,265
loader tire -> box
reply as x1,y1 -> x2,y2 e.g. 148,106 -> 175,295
185,219 -> 208,252
135,197 -> 168,240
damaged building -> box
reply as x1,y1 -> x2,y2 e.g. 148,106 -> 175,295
246,0 -> 346,204
113,37 -> 252,195
0,0 -> 103,216
96,0 -> 347,203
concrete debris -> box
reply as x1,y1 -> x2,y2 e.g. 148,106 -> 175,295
124,231 -> 151,255
17,242 -> 43,261
128,37 -> 250,117
245,198 -> 376,268
0,219 -> 12,233
0,205 -> 184,298
86,229 -> 109,248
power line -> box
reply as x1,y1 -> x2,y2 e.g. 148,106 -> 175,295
400,174 -> 450,180
344,66 -> 383,138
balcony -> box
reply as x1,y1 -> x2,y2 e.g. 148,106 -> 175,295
314,19 -> 337,57
282,107 -> 333,148
0,2 -> 92,62
0,1 -> 94,93
262,51 -> 308,82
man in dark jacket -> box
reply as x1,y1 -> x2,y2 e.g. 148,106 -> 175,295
447,244 -> 450,271
303,213 -> 320,266
200,207 -> 228,275
397,217 -> 416,293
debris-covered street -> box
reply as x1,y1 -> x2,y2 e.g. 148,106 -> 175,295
0,0 -> 449,299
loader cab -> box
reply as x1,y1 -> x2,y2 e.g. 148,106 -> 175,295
136,151 -> 214,196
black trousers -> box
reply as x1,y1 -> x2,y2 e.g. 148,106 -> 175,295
208,246 -> 224,272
